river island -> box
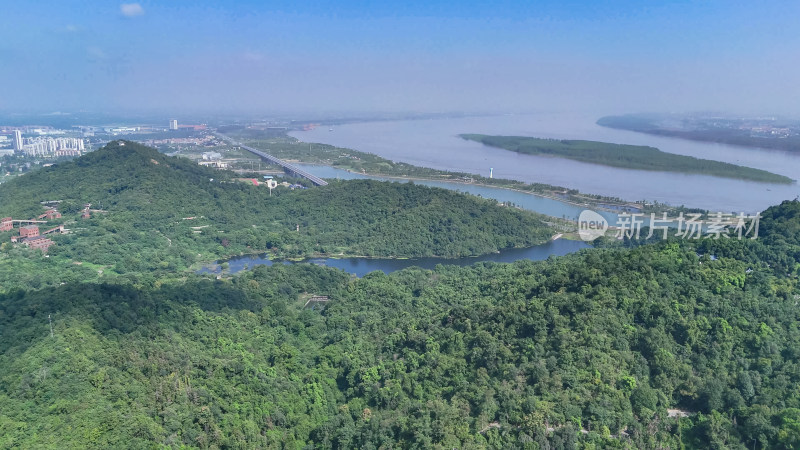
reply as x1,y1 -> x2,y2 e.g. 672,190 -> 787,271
460,134 -> 793,184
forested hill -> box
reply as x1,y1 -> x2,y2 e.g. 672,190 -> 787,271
0,200 -> 798,448
0,141 -> 552,289
0,140 -> 234,220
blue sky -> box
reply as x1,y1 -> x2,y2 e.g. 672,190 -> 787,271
1,1 -> 798,115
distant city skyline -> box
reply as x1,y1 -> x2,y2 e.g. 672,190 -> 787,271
2,1 -> 799,116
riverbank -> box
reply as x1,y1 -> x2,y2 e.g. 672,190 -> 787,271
597,114 -> 800,154
286,113 -> 798,212
193,232 -> 562,275
226,131 -> 690,215
315,165 -> 645,215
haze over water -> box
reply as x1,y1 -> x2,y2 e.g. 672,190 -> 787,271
4,1 -> 799,213
291,113 -> 800,213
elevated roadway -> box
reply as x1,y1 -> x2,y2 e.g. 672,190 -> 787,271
214,132 -> 328,186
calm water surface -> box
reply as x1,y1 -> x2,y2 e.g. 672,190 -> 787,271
199,239 -> 591,277
290,113 -> 800,212
294,163 -> 621,223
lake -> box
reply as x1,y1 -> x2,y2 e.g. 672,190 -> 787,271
198,238 -> 591,277
290,113 -> 800,213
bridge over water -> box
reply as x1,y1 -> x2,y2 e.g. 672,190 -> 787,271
214,132 -> 328,186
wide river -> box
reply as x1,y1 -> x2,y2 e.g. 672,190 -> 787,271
290,113 -> 800,213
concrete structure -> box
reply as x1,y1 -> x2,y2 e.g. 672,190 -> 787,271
198,160 -> 229,168
13,130 -> 22,151
38,209 -> 62,220
104,127 -> 139,134
20,137 -> 84,157
169,119 -> 178,130
304,296 -> 330,308
214,132 -> 328,186
178,124 -> 207,131
19,225 -> 39,238
43,225 -> 65,235
23,236 -> 54,252
0,217 -> 12,232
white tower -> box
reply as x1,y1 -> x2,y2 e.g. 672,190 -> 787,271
169,119 -> 178,130
489,168 -> 493,179
12,130 -> 22,151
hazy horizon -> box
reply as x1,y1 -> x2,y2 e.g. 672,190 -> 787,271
2,1 -> 799,117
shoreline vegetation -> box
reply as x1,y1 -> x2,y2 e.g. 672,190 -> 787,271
225,128 -> 703,214
597,114 -> 800,153
2,201 -> 799,448
193,230 -> 577,277
3,136 -> 800,448
0,141 -> 556,291
460,134 -> 794,184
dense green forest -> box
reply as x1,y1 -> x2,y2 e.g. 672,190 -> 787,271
0,141 -> 552,291
597,115 -> 800,153
2,140 -> 799,448
0,200 -> 798,448
461,134 -> 793,184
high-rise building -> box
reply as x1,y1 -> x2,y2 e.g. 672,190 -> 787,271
12,130 -> 22,151
169,119 -> 178,130
19,137 -> 85,157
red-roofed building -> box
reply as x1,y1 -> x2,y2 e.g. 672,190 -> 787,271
0,217 -> 11,232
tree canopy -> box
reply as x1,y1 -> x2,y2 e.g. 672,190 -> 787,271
461,134 -> 793,184
0,141 -> 552,291
0,199 -> 798,448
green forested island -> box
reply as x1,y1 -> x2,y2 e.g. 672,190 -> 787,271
1,140 -> 800,448
461,134 -> 794,184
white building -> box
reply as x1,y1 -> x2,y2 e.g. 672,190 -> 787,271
104,127 -> 139,134
13,130 -> 23,151
169,119 -> 178,130
21,137 -> 85,157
